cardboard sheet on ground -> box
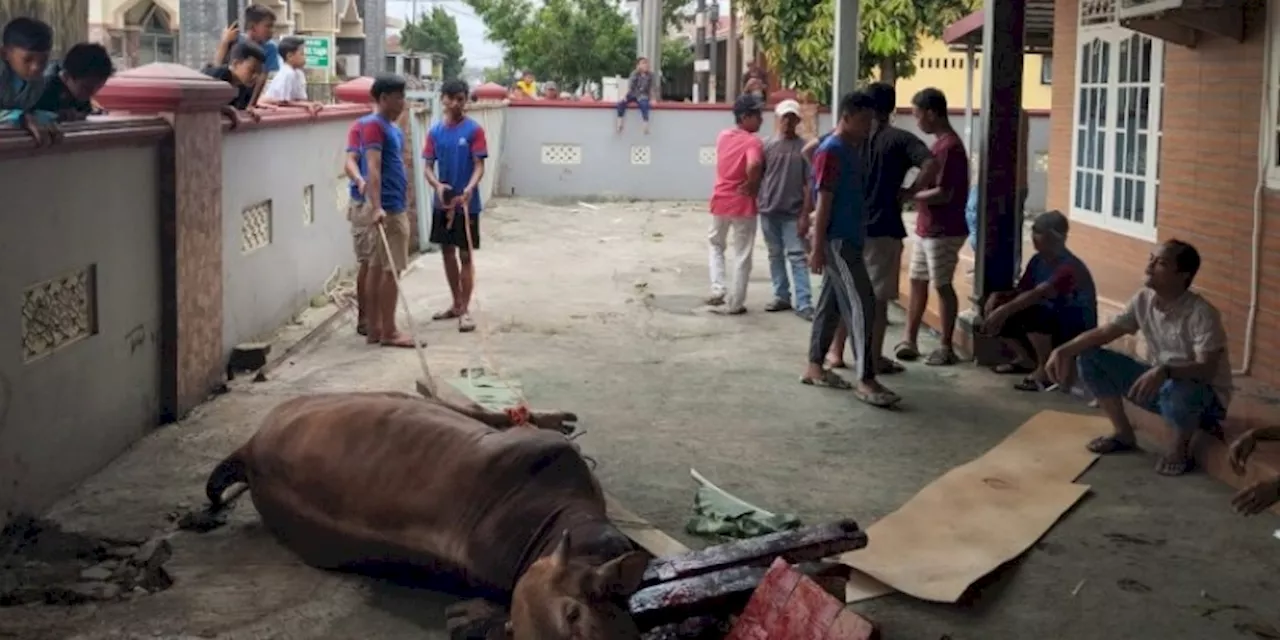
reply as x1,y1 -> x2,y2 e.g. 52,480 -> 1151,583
839,410 -> 1112,603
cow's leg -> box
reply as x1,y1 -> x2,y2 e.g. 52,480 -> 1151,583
417,376 -> 578,434
446,598 -> 510,640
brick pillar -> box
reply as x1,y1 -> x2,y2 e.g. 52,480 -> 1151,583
96,63 -> 235,421
178,0 -> 228,69
0,0 -> 87,55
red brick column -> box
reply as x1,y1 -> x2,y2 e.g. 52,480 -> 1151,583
97,63 -> 235,421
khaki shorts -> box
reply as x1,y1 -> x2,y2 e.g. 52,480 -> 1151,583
863,237 -> 903,301
908,235 -> 966,285
370,211 -> 410,273
347,201 -> 376,263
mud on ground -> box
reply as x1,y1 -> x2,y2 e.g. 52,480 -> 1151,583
2,199 -> 1279,640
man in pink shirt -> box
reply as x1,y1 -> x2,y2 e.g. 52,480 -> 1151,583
707,95 -> 765,314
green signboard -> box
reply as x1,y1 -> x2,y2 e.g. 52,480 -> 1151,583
304,36 -> 330,69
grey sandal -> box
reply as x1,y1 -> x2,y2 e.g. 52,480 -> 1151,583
801,370 -> 853,390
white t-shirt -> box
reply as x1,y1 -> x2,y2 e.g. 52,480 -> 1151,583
1112,288 -> 1234,406
263,66 -> 308,102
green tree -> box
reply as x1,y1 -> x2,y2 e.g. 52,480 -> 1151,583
466,0 -> 636,90
740,0 -> 975,101
661,36 -> 695,83
400,7 -> 467,80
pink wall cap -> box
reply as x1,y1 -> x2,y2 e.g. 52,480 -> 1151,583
473,82 -> 508,101
336,77 -> 376,104
95,63 -> 237,114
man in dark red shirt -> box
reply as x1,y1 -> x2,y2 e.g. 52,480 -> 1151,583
896,88 -> 971,367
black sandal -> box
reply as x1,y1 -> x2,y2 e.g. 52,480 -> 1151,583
1013,377 -> 1051,392
993,362 -> 1034,375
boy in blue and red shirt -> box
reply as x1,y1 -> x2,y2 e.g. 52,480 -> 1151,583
343,113 -> 373,337
423,78 -> 489,333
355,73 -> 417,348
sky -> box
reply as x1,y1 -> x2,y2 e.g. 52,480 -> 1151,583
384,0 -> 508,68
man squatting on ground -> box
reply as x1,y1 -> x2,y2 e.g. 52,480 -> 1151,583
800,91 -> 900,409
1045,240 -> 1233,477
355,74 -> 419,349
896,88 -> 971,368
757,99 -> 814,319
706,95 -> 766,315
424,79 -> 489,333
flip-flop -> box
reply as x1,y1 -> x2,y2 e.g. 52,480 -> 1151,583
1156,456 -> 1193,477
458,314 -> 477,333
854,387 -> 902,408
432,309 -> 461,321
705,294 -> 726,307
1013,376 -> 1051,392
993,362 -> 1034,375
711,306 -> 747,316
876,358 -> 906,375
924,348 -> 959,366
800,370 -> 853,390
894,341 -> 920,361
1087,436 -> 1136,454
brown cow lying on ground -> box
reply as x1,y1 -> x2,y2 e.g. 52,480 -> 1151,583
204,390 -> 651,640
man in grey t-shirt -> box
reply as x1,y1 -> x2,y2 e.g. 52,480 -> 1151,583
758,99 -> 813,319
615,57 -> 654,133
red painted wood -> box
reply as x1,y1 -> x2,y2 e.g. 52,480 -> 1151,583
726,558 -> 878,640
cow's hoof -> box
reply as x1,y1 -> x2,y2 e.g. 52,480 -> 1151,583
446,599 -> 508,640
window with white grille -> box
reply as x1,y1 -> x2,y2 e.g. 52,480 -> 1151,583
1069,1 -> 1164,241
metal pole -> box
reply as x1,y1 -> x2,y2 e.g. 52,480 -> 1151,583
831,0 -> 858,112
695,0 -> 707,103
965,46 -> 976,154
726,7 -> 739,100
708,1 -> 719,103
650,0 -> 664,99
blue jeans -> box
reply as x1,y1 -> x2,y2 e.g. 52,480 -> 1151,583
616,96 -> 651,121
759,214 -> 812,310
1077,348 -> 1226,432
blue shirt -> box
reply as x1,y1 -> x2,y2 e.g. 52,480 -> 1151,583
355,114 -> 408,213
239,35 -> 280,73
423,117 -> 489,215
1018,250 -> 1099,333
345,120 -> 367,202
811,134 -> 867,245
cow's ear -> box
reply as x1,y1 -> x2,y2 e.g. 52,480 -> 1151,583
590,551 -> 649,598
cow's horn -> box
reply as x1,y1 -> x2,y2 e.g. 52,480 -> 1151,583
552,530 -> 571,565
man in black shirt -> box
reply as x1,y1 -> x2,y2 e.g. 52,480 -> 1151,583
34,42 -> 113,121
203,41 -> 266,114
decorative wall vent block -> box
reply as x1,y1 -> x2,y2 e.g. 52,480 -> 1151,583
241,200 -> 273,254
630,145 -> 652,165
698,146 -> 717,166
1035,151 -> 1050,173
303,185 -> 315,225
541,144 -> 583,165
22,266 -> 98,363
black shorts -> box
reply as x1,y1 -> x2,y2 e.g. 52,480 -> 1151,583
997,304 -> 1085,348
429,209 -> 480,251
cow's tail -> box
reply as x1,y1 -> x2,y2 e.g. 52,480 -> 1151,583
206,448 -> 250,511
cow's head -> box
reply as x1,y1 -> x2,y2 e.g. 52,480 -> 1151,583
507,531 -> 649,639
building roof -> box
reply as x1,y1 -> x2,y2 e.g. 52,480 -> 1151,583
942,0 -> 1056,54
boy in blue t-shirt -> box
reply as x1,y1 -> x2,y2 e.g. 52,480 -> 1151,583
357,74 -> 416,349
800,90 -> 902,409
423,78 -> 489,333
1,17 -> 57,145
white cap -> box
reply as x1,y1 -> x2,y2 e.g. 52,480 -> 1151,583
774,99 -> 801,118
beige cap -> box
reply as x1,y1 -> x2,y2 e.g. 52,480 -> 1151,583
774,99 -> 801,118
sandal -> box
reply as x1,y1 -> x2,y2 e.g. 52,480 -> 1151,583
924,348 -> 959,366
894,341 -> 921,361
993,362 -> 1034,375
801,370 -> 853,390
432,308 -> 462,321
1156,456 -> 1193,477
825,357 -> 848,370
876,358 -> 906,375
764,299 -> 792,312
1013,376 -> 1051,392
1086,436 -> 1135,455
854,387 -> 902,409
458,313 -> 477,333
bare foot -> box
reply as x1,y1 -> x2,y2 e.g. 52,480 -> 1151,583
380,332 -> 423,348
643,122 -> 650,135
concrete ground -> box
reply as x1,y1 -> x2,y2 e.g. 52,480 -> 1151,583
5,199 -> 1280,640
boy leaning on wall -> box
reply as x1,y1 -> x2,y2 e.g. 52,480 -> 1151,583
260,36 -> 322,115
0,17 -> 58,146
213,4 -> 280,111
34,43 -> 115,122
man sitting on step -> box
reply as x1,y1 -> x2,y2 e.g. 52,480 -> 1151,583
1045,239 -> 1233,476
1228,426 -> 1280,515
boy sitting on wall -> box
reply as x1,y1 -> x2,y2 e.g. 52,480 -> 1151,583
0,17 -> 58,145
34,43 -> 114,121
